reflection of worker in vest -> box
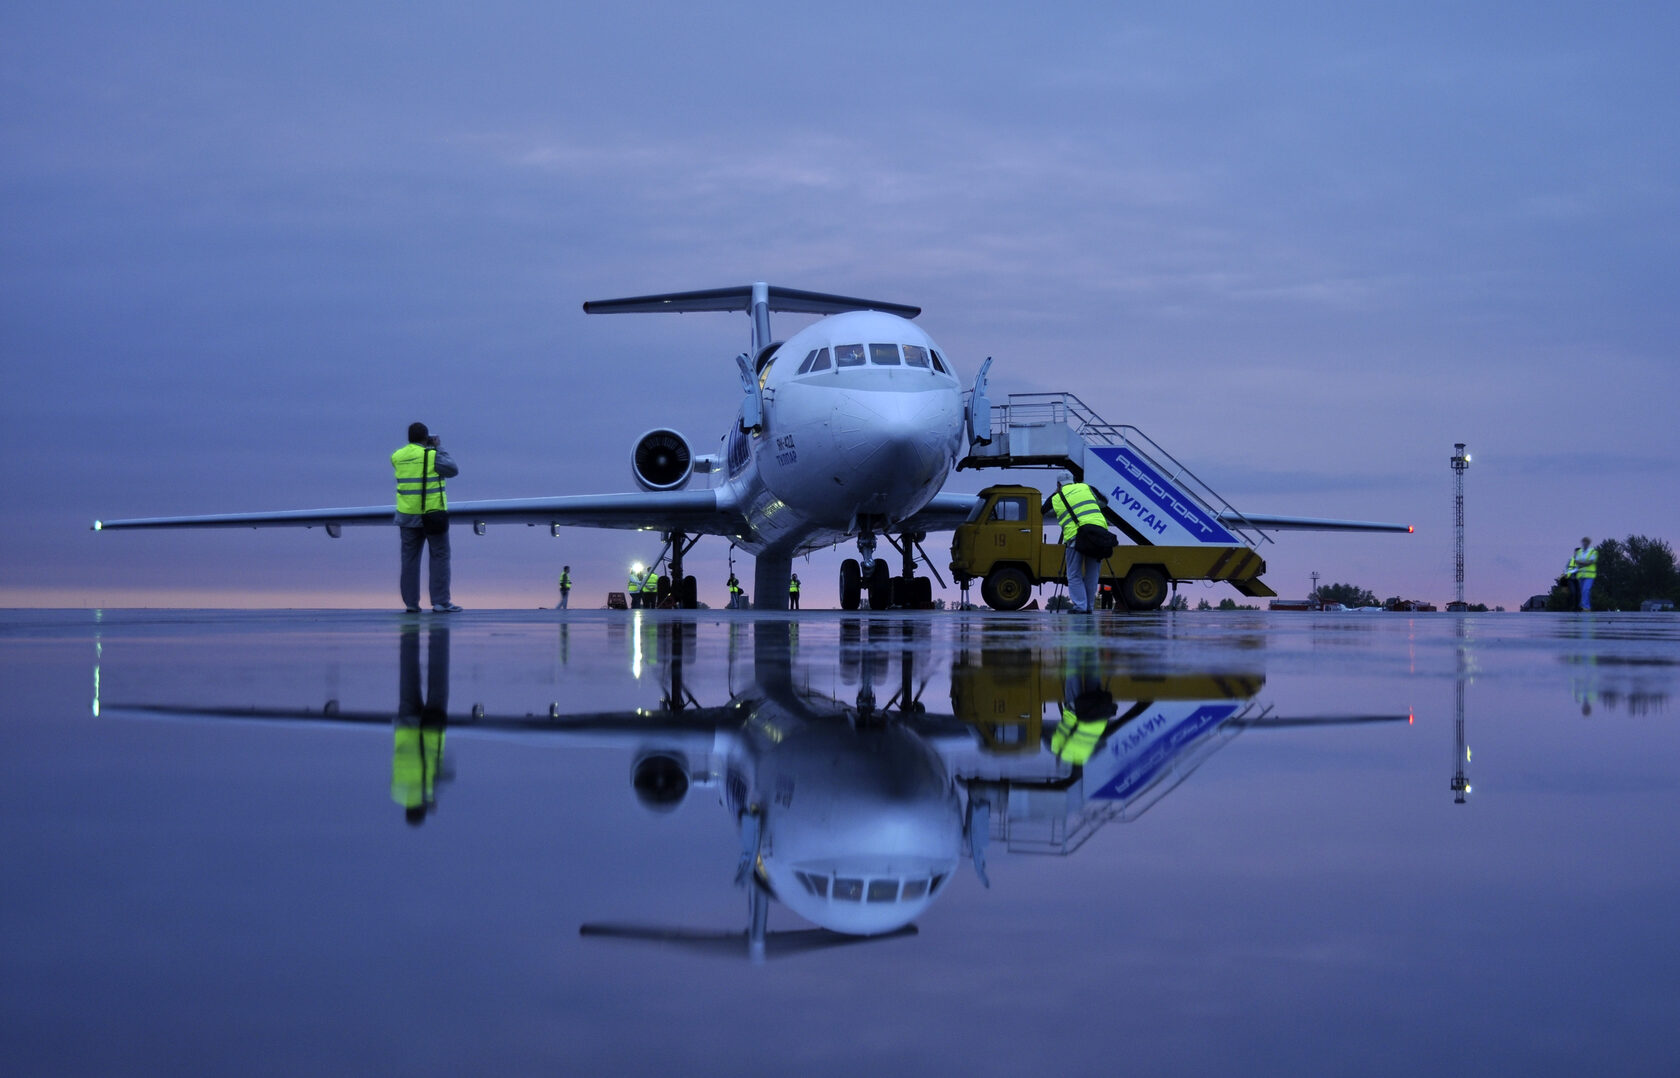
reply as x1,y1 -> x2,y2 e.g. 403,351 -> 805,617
1051,646 -> 1118,764
393,624 -> 450,825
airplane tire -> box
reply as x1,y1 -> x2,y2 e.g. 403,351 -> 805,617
981,566 -> 1031,611
1121,565 -> 1169,611
680,575 -> 698,609
867,561 -> 892,610
840,559 -> 862,611
913,576 -> 933,607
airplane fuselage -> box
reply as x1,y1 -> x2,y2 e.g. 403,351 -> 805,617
715,310 -> 966,557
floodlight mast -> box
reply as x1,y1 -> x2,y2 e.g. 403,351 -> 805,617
1450,443 -> 1471,606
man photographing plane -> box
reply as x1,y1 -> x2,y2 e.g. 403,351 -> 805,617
392,422 -> 461,613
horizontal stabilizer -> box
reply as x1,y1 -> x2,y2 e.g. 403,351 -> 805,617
1219,513 -> 1413,534
583,284 -> 919,319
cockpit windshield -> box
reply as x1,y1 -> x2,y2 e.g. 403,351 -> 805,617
791,340 -> 954,379
794,870 -> 947,903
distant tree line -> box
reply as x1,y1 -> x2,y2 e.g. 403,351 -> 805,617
1315,582 -> 1379,607
1543,534 -> 1679,611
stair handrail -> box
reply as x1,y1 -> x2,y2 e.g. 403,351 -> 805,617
992,393 -> 1271,545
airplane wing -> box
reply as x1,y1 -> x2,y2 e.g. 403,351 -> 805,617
1217,512 -> 1413,534
93,489 -> 744,536
898,491 -> 983,533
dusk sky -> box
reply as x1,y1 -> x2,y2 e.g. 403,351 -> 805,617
4,2 -> 1676,611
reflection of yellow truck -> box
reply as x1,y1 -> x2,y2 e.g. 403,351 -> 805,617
949,485 -> 1278,611
948,646 -> 1264,752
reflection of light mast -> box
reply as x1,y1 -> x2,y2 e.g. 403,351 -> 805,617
1451,618 -> 1471,804
1450,443 -> 1471,605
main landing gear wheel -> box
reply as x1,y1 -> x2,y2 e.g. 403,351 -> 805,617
679,575 -> 698,609
867,561 -> 891,610
840,559 -> 862,611
1120,565 -> 1169,611
981,566 -> 1031,611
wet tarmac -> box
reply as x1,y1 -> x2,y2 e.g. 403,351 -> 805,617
3,608 -> 1678,1076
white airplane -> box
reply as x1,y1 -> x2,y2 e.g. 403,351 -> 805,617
94,283 -> 980,610
93,281 -> 1408,610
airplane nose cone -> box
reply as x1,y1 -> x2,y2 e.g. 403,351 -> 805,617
832,392 -> 959,500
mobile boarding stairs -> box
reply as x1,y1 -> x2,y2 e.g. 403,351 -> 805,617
961,391 -> 1275,550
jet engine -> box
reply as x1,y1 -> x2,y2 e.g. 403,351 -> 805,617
631,752 -> 690,812
631,428 -> 693,491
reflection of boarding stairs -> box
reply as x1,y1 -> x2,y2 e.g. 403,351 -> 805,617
981,699 -> 1269,856
961,392 -> 1270,549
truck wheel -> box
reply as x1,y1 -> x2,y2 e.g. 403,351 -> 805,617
1121,566 -> 1168,610
981,566 -> 1031,611
840,559 -> 862,610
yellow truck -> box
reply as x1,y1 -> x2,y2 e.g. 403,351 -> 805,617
949,484 -> 1277,611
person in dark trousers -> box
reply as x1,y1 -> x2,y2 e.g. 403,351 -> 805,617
788,573 -> 801,609
557,565 -> 572,610
1042,472 -> 1109,614
392,422 -> 461,613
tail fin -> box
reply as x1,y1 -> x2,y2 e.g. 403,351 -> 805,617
584,282 -> 921,357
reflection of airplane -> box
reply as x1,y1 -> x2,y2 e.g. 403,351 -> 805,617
103,619 -> 1407,962
94,284 -> 978,610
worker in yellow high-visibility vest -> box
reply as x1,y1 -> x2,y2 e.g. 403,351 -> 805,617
1042,472 -> 1110,614
557,566 -> 572,610
1567,536 -> 1598,611
788,573 -> 801,610
392,422 -> 460,613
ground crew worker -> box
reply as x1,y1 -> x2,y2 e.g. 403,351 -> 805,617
1568,537 -> 1598,611
1042,472 -> 1109,614
557,565 -> 572,610
627,566 -> 644,608
788,573 -> 801,609
392,421 -> 461,613
642,568 -> 661,607
727,573 -> 743,610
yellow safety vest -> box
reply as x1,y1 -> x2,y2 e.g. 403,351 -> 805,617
392,444 -> 447,515
1574,546 -> 1598,579
789,578 -> 800,594
1050,482 -> 1105,543
627,573 -> 642,593
391,726 -> 444,808
1051,707 -> 1106,765
558,572 -> 571,590
728,578 -> 741,594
